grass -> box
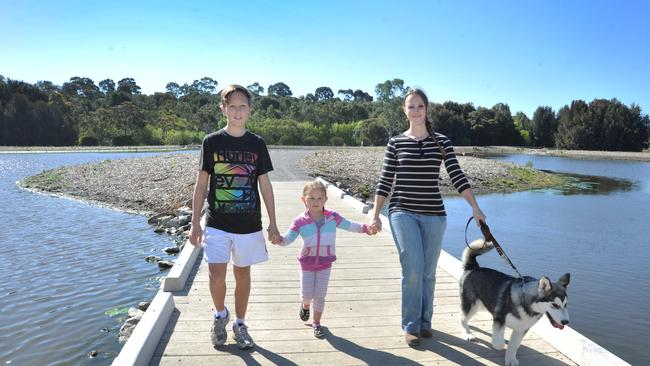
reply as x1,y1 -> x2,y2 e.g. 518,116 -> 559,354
21,169 -> 66,191
504,166 -> 568,190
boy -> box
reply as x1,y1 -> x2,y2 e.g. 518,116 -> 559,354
189,84 -> 280,349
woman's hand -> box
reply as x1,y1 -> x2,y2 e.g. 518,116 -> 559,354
370,216 -> 383,234
473,208 -> 487,226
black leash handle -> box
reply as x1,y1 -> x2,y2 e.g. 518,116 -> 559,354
464,217 -> 523,278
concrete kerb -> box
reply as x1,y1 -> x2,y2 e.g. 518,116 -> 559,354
317,177 -> 372,214
162,241 -> 202,292
318,177 -> 630,366
111,291 -> 174,366
114,242 -> 202,364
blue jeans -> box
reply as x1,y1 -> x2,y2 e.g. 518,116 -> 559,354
389,210 -> 447,334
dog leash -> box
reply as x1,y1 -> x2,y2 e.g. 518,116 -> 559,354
465,217 -> 523,278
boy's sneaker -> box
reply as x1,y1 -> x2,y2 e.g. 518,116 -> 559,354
232,323 -> 255,349
299,306 -> 310,321
313,324 -> 325,338
210,309 -> 229,346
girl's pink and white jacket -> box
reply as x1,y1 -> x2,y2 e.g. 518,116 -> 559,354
279,209 -> 370,272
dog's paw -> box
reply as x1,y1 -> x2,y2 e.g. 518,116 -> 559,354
505,356 -> 519,366
460,331 -> 476,342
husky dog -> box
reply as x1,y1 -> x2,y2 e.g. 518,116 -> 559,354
459,239 -> 570,366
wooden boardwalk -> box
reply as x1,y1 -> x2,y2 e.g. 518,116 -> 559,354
150,181 -> 575,366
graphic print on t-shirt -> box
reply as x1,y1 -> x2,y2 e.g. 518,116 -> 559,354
213,150 -> 258,213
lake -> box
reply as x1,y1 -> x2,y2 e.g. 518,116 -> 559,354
1,150 -> 647,365
0,151 -> 184,365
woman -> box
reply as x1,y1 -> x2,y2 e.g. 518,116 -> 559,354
370,87 -> 486,346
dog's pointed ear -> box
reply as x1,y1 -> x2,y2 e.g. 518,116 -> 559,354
538,276 -> 552,293
558,273 -> 570,288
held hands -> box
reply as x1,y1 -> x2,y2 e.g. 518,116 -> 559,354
267,224 -> 282,245
368,215 -> 382,235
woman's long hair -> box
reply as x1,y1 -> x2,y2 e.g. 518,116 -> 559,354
404,87 -> 446,159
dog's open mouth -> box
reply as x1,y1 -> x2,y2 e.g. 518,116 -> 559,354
546,313 -> 564,330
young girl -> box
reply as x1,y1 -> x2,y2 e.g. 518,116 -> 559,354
272,180 -> 375,338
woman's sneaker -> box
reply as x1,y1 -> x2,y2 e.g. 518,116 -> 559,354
299,306 -> 310,321
232,323 -> 255,349
211,309 -> 229,346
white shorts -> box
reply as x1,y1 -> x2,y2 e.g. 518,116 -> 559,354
202,226 -> 268,267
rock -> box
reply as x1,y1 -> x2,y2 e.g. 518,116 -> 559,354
145,255 -> 162,262
156,215 -> 175,227
138,302 -> 150,311
128,307 -> 144,319
88,350 -> 98,358
118,321 -> 137,344
158,260 -> 174,269
174,206 -> 192,216
163,246 -> 181,254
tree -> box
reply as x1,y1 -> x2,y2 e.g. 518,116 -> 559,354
267,82 -> 292,97
338,89 -> 353,101
166,82 -> 181,98
36,80 -> 59,94
190,77 -> 218,94
555,100 -> 590,149
314,86 -> 334,101
113,78 -> 142,105
531,106 -> 558,147
353,89 -> 373,102
375,79 -> 406,101
98,79 -> 115,95
513,111 -> 532,146
116,78 -> 141,95
556,98 -> 648,151
247,82 -> 264,96
355,118 -> 388,146
62,77 -> 100,100
467,107 -> 498,145
115,101 -> 145,138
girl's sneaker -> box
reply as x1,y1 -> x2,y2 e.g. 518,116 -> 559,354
313,323 -> 325,338
299,306 -> 310,321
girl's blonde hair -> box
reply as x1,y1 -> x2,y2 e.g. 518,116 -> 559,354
302,180 -> 327,197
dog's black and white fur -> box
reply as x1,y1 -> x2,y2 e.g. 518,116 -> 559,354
459,239 -> 570,366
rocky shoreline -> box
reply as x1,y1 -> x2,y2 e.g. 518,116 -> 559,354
19,148 -> 567,216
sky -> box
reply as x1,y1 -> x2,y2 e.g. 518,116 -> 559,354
1,0 -> 649,117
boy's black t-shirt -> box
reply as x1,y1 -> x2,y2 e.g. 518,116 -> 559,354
199,129 -> 273,234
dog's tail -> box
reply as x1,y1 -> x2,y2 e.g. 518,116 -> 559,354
462,239 -> 494,271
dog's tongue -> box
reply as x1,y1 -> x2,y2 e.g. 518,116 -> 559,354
553,322 -> 565,330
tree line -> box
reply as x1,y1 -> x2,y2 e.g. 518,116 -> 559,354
1,75 -> 648,151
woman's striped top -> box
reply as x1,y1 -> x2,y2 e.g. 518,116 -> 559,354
375,132 -> 471,215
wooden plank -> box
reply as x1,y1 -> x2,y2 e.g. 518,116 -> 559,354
154,181 -> 575,366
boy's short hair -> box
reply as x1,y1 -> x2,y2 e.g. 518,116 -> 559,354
220,84 -> 252,106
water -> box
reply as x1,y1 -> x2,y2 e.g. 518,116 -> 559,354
0,152 -> 184,365
2,151 -> 648,365
442,154 -> 650,365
